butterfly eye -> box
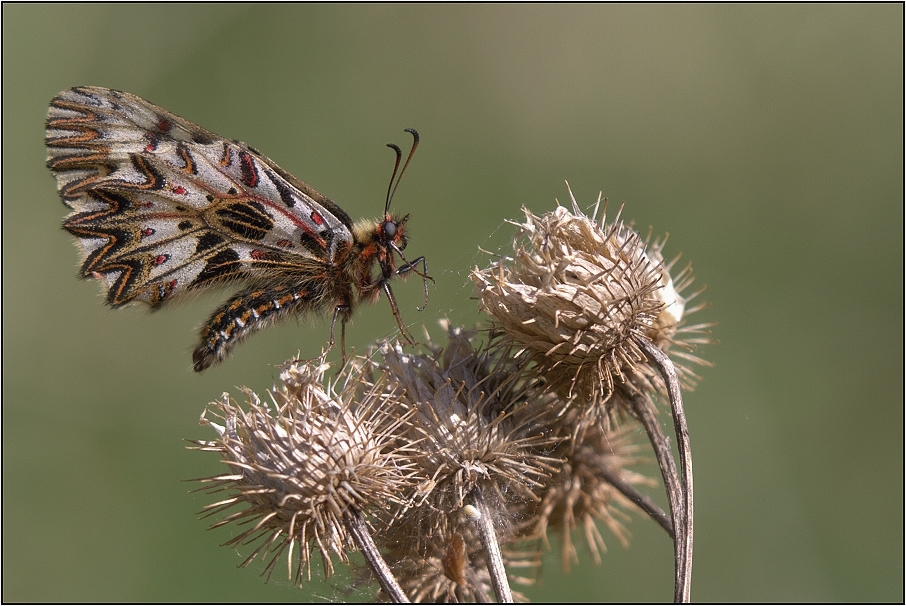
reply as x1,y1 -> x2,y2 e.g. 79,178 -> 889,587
384,220 -> 397,239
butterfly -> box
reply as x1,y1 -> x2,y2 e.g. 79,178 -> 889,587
46,86 -> 430,371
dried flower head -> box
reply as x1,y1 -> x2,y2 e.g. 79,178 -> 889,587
381,514 -> 538,603
472,186 -> 709,414
355,324 -> 560,598
191,358 -> 418,586
524,420 -> 656,571
373,325 -> 560,518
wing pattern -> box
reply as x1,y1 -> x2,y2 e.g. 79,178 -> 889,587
47,87 -> 425,370
46,86 -> 354,307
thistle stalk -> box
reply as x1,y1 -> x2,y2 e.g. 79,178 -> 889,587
344,508 -> 410,602
635,337 -> 693,603
467,490 -> 514,603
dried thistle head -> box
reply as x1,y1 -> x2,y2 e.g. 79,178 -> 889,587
522,419 -> 656,572
191,358 -> 418,586
380,512 -> 538,603
472,185 -> 710,415
379,324 -> 560,507
361,324 -> 561,569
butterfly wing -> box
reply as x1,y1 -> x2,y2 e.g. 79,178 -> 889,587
46,86 -> 355,307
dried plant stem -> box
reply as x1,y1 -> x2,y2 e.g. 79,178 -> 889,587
597,465 -> 674,538
633,337 -> 694,603
630,392 -> 688,602
344,509 -> 410,603
468,488 -> 514,603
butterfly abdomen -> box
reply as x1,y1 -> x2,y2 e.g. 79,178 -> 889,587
192,281 -> 349,372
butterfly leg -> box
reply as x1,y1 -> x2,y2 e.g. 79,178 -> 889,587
381,281 -> 416,344
327,303 -> 352,363
395,255 -> 432,311
193,285 -> 313,372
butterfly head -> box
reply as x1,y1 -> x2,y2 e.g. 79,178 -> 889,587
381,212 -> 410,252
351,212 -> 410,280
374,129 -> 420,276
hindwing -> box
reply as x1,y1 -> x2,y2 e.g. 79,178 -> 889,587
46,86 -> 355,307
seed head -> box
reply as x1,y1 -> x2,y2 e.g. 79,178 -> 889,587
472,186 -> 710,419
384,328 -> 559,503
524,420 -> 655,571
362,324 -> 561,570
381,519 -> 537,603
192,358 -> 417,586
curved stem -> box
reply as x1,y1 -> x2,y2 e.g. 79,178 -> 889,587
631,391 -> 686,602
635,337 -> 694,603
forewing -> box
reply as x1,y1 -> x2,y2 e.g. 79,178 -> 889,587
46,86 -> 354,307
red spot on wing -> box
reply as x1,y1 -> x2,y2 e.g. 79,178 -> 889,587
251,249 -> 267,260
172,185 -> 187,195
154,254 -> 170,266
310,211 -> 324,226
141,227 -> 155,238
143,131 -> 161,152
276,239 -> 294,248
157,119 -> 171,132
239,151 -> 259,187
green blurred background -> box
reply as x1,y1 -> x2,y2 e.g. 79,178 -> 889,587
3,4 -> 902,602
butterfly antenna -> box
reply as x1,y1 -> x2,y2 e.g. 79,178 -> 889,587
385,143 -> 403,214
385,128 -> 419,214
